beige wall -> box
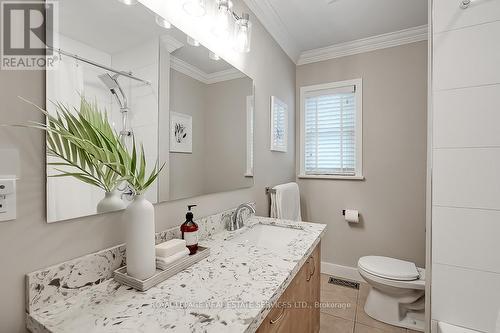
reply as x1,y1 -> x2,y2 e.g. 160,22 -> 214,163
204,77 -> 253,193
0,0 -> 296,331
167,71 -> 253,200
296,41 -> 428,268
168,69 -> 206,200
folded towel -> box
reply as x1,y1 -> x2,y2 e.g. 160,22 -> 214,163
271,182 -> 302,221
155,239 -> 187,258
156,248 -> 190,269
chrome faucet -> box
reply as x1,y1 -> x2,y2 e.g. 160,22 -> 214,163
227,203 -> 256,231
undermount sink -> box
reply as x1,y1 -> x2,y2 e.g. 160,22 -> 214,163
229,223 -> 303,252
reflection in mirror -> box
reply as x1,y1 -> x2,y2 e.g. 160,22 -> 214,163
159,29 -> 254,202
46,0 -> 254,222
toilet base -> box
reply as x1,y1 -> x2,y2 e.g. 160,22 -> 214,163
364,287 -> 425,332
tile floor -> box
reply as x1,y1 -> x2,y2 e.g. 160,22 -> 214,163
319,274 -> 421,333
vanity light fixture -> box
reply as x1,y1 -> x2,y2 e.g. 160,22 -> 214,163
183,0 -> 207,17
117,0 -> 138,5
155,15 -> 171,29
212,0 -> 233,37
208,51 -> 220,60
187,35 -> 200,47
178,0 -> 252,53
234,13 -> 251,53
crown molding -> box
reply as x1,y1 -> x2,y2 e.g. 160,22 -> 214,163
170,56 -> 246,84
243,0 -> 300,63
160,35 -> 184,53
297,25 -> 428,65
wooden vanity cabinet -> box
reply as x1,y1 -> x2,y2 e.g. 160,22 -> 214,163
257,242 -> 321,333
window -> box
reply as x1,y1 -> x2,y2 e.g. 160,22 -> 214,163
299,79 -> 363,179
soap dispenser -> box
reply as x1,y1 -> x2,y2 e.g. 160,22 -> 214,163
180,205 -> 198,255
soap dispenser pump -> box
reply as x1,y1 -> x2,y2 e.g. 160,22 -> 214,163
180,205 -> 198,255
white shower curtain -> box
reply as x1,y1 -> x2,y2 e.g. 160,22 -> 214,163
46,55 -> 94,222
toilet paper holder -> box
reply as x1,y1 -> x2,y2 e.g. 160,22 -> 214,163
342,210 -> 358,216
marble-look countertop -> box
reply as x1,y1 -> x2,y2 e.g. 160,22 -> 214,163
27,216 -> 326,333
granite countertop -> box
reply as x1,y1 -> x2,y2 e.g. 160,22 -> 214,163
27,216 -> 326,333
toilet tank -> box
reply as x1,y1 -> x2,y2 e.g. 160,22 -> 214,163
438,322 -> 481,333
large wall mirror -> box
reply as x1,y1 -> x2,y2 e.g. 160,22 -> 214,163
46,0 -> 254,222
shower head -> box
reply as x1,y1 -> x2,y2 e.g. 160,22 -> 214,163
98,73 -> 128,110
98,73 -> 120,91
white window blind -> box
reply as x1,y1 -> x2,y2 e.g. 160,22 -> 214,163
304,85 -> 357,176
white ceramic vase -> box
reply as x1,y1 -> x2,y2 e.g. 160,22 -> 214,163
96,191 -> 126,213
124,195 -> 156,280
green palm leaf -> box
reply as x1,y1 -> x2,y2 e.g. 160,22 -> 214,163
18,96 -> 164,196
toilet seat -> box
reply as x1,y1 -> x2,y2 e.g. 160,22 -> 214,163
358,256 -> 419,281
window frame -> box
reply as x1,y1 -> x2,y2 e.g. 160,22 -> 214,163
298,78 -> 364,180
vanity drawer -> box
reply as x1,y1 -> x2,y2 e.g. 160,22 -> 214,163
256,288 -> 292,333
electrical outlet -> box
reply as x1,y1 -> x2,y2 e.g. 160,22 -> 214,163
0,196 -> 6,213
0,178 -> 16,222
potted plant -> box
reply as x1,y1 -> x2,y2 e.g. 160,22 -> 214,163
20,97 -> 164,280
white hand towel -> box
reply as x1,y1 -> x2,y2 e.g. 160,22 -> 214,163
156,248 -> 190,269
273,182 -> 302,221
155,239 -> 187,258
270,192 -> 278,218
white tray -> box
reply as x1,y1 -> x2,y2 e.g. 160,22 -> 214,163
114,246 -> 210,291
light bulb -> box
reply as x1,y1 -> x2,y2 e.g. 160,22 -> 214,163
183,0 -> 206,17
212,0 -> 233,37
235,26 -> 248,52
187,36 -> 200,47
234,14 -> 251,52
155,15 -> 171,29
117,0 -> 138,5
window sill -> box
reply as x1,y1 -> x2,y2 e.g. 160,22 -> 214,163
297,174 -> 365,181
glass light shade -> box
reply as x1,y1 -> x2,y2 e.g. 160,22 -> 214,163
234,16 -> 252,53
117,0 -> 138,5
212,0 -> 233,38
187,35 -> 200,47
183,0 -> 206,17
155,15 -> 171,29
209,51 -> 220,61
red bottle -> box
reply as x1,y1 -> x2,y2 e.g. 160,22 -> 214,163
181,205 -> 198,255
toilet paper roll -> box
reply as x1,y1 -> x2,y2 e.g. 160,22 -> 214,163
344,210 -> 359,223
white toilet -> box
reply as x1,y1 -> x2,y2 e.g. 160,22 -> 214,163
357,256 -> 425,331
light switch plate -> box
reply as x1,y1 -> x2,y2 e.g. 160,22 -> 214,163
0,178 -> 16,222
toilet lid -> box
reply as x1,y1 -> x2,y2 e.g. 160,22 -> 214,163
358,256 -> 419,281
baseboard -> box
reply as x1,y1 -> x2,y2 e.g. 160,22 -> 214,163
321,261 -> 364,283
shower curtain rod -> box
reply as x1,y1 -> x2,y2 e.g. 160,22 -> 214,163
47,46 -> 152,86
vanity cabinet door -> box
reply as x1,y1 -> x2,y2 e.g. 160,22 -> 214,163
287,255 -> 312,332
307,243 -> 321,333
257,242 -> 321,333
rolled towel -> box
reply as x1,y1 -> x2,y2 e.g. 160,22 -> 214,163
156,248 -> 190,269
155,239 -> 187,258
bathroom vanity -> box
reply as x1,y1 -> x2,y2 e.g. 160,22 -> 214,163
26,210 -> 326,333
257,244 -> 321,333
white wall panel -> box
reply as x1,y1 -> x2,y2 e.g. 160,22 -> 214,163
434,0 -> 500,33
433,148 -> 500,209
432,263 -> 500,332
433,84 -> 500,148
433,21 -> 500,90
432,206 -> 500,273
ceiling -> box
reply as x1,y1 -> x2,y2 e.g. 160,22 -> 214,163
59,0 -> 428,67
244,0 -> 428,61
59,0 -> 232,73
